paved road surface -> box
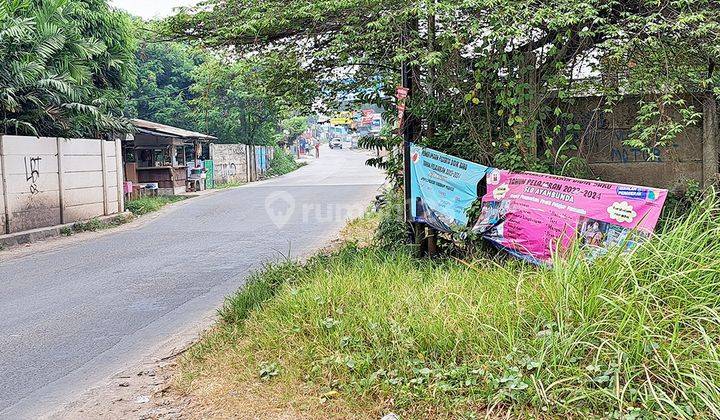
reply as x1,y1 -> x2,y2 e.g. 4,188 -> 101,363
0,148 -> 384,418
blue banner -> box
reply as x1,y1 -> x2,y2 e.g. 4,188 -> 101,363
409,144 -> 490,232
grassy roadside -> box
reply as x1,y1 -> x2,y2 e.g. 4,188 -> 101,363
1,195 -> 189,245
59,194 -> 188,237
214,180 -> 246,189
125,195 -> 188,216
176,195 -> 720,418
60,214 -> 134,236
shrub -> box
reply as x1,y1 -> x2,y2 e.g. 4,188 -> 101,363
374,187 -> 408,250
266,147 -> 303,177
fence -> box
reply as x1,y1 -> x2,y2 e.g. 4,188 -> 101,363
209,144 -> 275,184
0,135 -> 124,235
210,143 -> 249,184
255,146 -> 273,178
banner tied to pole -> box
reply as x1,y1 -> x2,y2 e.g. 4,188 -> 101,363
396,87 -> 409,131
409,143 -> 490,231
408,144 -> 668,263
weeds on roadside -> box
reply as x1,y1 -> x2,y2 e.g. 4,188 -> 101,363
182,195 -> 720,418
214,181 -> 245,189
125,195 -> 187,216
61,214 -> 134,236
374,188 -> 409,251
266,147 -> 305,177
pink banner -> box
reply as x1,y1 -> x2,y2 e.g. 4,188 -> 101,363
474,170 -> 668,263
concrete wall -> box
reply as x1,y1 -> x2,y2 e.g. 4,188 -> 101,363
210,143 -> 249,184
574,95 -> 716,189
0,135 -> 124,235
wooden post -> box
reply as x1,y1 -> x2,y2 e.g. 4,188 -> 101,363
56,137 -> 65,224
0,135 -> 10,234
427,227 -> 438,257
703,94 -> 719,187
100,139 -> 109,215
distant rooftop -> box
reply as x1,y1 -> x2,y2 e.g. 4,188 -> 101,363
131,119 -> 217,141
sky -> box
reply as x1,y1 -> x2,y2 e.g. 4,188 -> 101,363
110,0 -> 200,19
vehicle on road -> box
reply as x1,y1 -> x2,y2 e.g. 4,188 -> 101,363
329,138 -> 343,149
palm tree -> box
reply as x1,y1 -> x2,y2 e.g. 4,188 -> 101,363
0,0 -> 135,138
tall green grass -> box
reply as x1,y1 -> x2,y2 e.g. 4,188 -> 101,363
192,196 -> 720,418
125,195 -> 187,216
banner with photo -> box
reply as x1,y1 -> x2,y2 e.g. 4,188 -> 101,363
473,170 -> 668,264
409,144 -> 490,232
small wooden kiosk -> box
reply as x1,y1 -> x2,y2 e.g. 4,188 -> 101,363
124,119 -> 216,195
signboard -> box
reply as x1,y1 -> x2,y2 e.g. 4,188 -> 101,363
409,144 -> 489,231
204,159 -> 214,189
473,170 -> 668,263
330,117 -> 353,126
330,111 -> 355,126
361,109 -> 374,125
396,87 -> 409,130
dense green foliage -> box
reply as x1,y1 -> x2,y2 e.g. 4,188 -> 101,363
266,147 -> 304,177
277,116 -> 309,145
184,196 -> 720,418
127,22 -> 314,145
191,56 -> 313,145
0,0 -> 137,137
126,25 -> 201,131
170,0 -> 720,174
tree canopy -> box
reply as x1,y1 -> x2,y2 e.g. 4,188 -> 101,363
169,0 -> 720,172
127,20 -> 315,145
126,22 -> 203,131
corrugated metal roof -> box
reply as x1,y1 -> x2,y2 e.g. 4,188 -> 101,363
131,119 -> 217,141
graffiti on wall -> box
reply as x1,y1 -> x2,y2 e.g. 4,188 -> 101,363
210,144 -> 250,183
575,106 -> 683,165
216,163 -> 238,180
24,156 -> 41,194
594,130 -> 679,164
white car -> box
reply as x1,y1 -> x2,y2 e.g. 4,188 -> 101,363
329,138 -> 343,149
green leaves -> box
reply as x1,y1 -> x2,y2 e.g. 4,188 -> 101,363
259,362 -> 280,381
0,0 -> 136,137
166,0 -> 720,175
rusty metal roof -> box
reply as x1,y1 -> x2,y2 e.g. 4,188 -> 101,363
131,119 -> 217,141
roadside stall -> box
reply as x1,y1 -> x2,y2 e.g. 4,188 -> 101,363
123,119 -> 216,196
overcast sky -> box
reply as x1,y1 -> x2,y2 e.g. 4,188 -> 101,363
110,0 -> 200,19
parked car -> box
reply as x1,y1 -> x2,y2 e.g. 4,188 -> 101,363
329,138 -> 343,149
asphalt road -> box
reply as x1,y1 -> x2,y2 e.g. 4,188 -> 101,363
0,147 -> 384,418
